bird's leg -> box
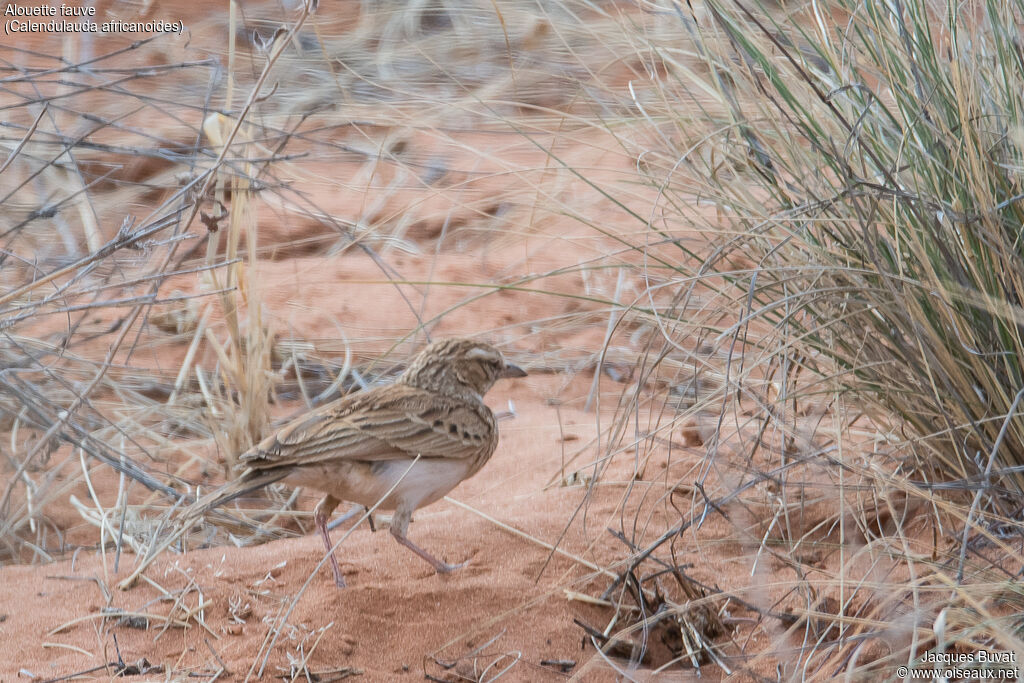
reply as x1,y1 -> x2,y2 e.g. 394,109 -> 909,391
366,506 -> 376,532
313,494 -> 345,588
389,506 -> 464,574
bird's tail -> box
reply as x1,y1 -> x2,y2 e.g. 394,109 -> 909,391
117,467 -> 291,591
190,467 -> 292,517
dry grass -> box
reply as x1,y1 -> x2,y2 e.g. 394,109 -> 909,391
3,0 -> 1023,679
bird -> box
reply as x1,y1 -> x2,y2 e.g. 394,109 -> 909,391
186,338 -> 526,588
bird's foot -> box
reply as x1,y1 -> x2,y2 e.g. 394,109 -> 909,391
330,561 -> 347,588
433,559 -> 466,574
392,529 -> 465,575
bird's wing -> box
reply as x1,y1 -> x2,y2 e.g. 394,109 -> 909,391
239,384 -> 494,471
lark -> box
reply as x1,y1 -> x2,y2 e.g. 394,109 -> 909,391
199,338 -> 526,587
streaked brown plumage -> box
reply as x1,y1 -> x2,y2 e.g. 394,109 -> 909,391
201,338 -> 525,587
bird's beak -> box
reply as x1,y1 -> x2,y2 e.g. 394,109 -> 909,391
500,364 -> 527,379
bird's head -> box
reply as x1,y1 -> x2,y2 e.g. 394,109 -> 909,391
399,338 -> 527,399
